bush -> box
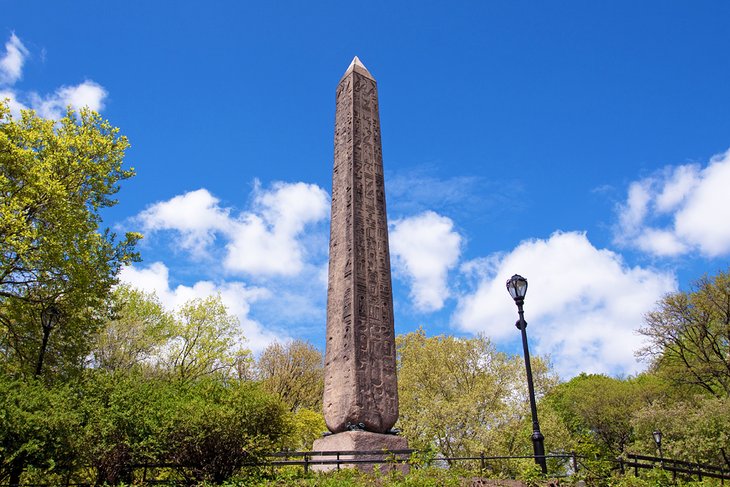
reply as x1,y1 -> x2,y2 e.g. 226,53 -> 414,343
0,377 -> 81,484
78,372 -> 290,485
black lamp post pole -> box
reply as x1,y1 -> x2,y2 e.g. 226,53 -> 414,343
653,430 -> 664,467
514,296 -> 547,474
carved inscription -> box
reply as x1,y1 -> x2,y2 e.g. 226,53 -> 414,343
323,60 -> 398,434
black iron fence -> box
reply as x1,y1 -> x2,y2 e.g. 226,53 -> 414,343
266,449 -> 579,474
3,450 -> 729,486
620,453 -> 730,482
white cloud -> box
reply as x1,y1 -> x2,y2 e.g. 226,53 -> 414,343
224,181 -> 329,275
0,89 -> 28,118
30,80 -> 108,119
453,231 -> 676,378
615,149 -> 730,257
0,33 -> 108,120
0,33 -> 29,86
390,211 -> 462,312
137,181 -> 330,276
118,262 -> 284,352
138,189 -> 230,254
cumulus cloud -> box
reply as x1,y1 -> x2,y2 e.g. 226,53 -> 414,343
137,181 -> 330,276
453,231 -> 676,378
224,181 -> 329,275
29,80 -> 108,119
390,211 -> 462,312
0,33 -> 29,86
615,149 -> 730,257
138,189 -> 230,254
0,89 -> 27,115
0,33 -> 108,119
119,262 -> 285,352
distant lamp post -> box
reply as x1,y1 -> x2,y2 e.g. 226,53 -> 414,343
36,304 -> 61,377
506,274 -> 547,475
653,430 -> 663,459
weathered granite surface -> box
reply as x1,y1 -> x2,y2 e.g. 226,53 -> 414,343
312,431 -> 409,473
323,57 -> 398,434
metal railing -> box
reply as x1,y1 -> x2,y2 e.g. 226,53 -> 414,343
4,450 -> 729,486
620,453 -> 730,482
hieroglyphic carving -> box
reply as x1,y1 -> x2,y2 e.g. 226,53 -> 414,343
323,58 -> 398,434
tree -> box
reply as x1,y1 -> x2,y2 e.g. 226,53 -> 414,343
638,269 -> 730,397
161,295 -> 243,382
91,285 -> 173,372
396,329 -> 557,463
545,374 -> 650,457
256,339 -> 324,412
0,102 -> 140,379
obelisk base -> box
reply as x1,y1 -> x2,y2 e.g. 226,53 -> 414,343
311,431 -> 410,474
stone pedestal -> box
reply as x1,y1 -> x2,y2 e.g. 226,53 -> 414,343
311,431 -> 409,474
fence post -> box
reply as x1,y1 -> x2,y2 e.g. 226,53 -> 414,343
304,453 -> 309,474
480,452 -> 486,473
619,457 -> 625,475
337,451 -> 341,471
572,451 -> 578,473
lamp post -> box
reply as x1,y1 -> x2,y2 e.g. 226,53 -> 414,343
35,304 -> 61,377
653,430 -> 663,460
506,274 -> 547,475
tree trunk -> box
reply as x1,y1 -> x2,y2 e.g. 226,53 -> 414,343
9,454 -> 25,486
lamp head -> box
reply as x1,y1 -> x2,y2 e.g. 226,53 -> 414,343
41,304 -> 61,329
506,274 -> 528,301
652,430 -> 662,446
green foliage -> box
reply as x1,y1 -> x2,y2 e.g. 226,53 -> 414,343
164,378 -> 290,485
162,295 -> 243,382
92,284 -> 174,372
78,371 -> 180,485
544,374 -> 667,456
257,339 -> 324,412
77,372 -> 290,485
0,102 -> 140,380
283,408 -> 327,451
632,394 -> 730,465
396,328 -> 557,465
639,269 -> 730,397
0,376 -> 80,484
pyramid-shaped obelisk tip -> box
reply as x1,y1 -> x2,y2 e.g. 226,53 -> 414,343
342,55 -> 375,80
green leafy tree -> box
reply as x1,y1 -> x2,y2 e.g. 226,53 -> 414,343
257,339 -> 324,412
161,295 -> 243,382
638,269 -> 730,397
91,285 -> 173,372
0,102 -> 140,380
396,329 -> 557,463
544,373 -> 668,458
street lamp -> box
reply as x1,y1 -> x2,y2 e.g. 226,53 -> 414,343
653,430 -> 663,459
506,274 -> 547,475
36,304 -> 62,376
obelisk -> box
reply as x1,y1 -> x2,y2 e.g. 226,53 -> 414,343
313,57 -> 407,469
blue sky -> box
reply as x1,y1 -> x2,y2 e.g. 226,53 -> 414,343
3,1 -> 730,378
